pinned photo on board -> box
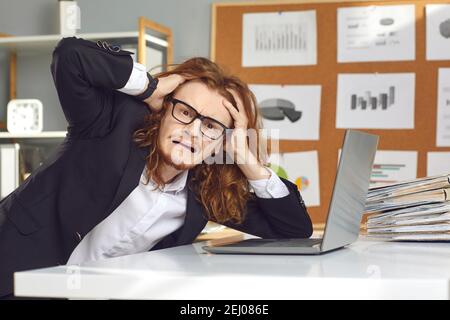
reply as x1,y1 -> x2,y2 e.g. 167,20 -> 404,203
336,73 -> 415,129
242,10 -> 317,67
426,4 -> 450,61
337,4 -> 416,63
250,84 -> 321,140
268,150 -> 320,207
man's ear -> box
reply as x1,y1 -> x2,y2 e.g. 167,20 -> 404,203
162,94 -> 172,108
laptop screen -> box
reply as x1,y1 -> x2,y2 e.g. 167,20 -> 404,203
321,130 -> 378,252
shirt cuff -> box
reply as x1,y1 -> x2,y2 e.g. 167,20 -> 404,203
117,62 -> 148,95
248,167 -> 290,199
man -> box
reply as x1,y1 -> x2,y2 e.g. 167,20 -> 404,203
0,37 -> 312,298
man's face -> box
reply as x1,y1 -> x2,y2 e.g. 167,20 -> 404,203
158,80 -> 233,170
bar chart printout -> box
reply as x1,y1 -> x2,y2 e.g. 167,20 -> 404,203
242,10 -> 317,67
369,151 -> 418,187
350,86 -> 395,110
336,73 -> 415,129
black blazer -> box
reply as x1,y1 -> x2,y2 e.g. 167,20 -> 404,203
0,37 -> 312,297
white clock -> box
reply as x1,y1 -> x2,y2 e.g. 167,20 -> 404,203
7,99 -> 43,134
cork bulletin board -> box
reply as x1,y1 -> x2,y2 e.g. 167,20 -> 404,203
211,0 -> 450,224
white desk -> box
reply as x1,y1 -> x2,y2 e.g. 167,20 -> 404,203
14,236 -> 450,299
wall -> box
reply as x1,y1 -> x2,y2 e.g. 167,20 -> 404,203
0,0 -> 245,130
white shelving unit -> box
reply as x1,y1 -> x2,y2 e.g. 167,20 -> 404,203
0,131 -> 67,139
0,30 -> 168,138
0,31 -> 168,55
0,17 -> 173,199
0,17 -> 173,132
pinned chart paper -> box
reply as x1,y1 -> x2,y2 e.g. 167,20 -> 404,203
269,151 -> 320,207
337,150 -> 417,188
370,151 -> 418,187
426,4 -> 450,61
336,73 -> 415,129
242,10 -> 317,67
436,68 -> 450,147
250,84 -> 321,140
337,5 -> 415,63
427,152 -> 450,177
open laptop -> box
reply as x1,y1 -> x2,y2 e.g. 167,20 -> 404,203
202,129 -> 379,255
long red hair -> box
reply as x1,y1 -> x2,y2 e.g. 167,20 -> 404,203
133,57 -> 265,224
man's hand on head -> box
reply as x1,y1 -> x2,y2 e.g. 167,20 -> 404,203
144,74 -> 187,112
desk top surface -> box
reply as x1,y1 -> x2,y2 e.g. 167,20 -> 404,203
14,236 -> 450,299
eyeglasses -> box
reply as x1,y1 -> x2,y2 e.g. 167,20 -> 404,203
170,98 -> 229,140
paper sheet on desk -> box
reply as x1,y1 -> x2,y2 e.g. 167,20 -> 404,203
368,213 -> 450,228
367,222 -> 450,234
367,232 -> 450,242
367,174 -> 450,202
368,202 -> 450,222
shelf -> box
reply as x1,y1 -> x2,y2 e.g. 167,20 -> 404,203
0,32 -> 168,55
0,131 -> 67,138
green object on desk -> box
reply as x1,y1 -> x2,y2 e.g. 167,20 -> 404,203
269,163 -> 288,180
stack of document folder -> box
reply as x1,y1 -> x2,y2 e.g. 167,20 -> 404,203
365,174 -> 450,241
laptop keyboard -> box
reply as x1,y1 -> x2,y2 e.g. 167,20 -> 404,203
225,238 -> 322,248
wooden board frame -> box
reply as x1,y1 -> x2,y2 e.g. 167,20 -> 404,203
211,0 -> 450,223
138,16 -> 173,67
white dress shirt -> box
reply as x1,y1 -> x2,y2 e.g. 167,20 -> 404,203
117,62 -> 148,95
67,167 -> 289,265
66,62 -> 290,265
